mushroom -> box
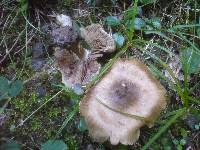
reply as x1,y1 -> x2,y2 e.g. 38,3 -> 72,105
51,26 -> 78,45
79,59 -> 166,145
80,24 -> 116,54
54,47 -> 101,88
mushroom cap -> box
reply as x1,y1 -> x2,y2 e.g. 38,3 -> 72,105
51,26 -> 78,45
56,14 -> 72,27
80,24 -> 116,53
80,59 -> 166,145
54,48 -> 100,88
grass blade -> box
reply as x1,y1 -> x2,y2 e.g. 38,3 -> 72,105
141,108 -> 186,150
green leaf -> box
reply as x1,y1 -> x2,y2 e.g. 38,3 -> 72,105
181,47 -> 200,74
0,140 -> 21,150
151,17 -> 161,29
113,33 -> 125,47
180,139 -> 186,145
134,18 -> 146,30
105,16 -> 120,26
126,18 -> 146,30
8,80 -> 23,97
78,117 -> 87,132
195,124 -> 200,130
0,108 -> 3,114
0,76 -> 9,94
124,7 -> 140,21
41,140 -> 68,150
139,0 -> 157,5
197,27 -> 200,37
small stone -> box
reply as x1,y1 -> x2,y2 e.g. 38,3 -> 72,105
32,42 -> 45,58
36,86 -> 47,97
31,58 -> 47,71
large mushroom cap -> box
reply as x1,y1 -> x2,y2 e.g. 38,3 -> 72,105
80,24 -> 116,53
80,59 -> 166,145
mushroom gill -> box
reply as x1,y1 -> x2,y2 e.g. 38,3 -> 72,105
79,59 -> 166,145
80,24 -> 116,53
54,47 -> 100,88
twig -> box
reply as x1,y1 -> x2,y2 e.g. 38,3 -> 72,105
0,29 -> 25,64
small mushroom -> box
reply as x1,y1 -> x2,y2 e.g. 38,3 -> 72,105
80,59 -> 166,145
54,47 -> 101,88
80,24 -> 116,54
51,26 -> 78,45
56,14 -> 72,27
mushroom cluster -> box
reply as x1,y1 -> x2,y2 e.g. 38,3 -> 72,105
54,23 -> 116,88
80,59 -> 166,145
54,47 -> 100,87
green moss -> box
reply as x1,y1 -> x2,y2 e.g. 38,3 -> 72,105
30,118 -> 42,131
64,135 -> 78,150
48,107 -> 61,118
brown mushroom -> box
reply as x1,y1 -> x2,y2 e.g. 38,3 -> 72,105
51,26 -> 78,45
80,24 -> 116,54
80,59 -> 166,145
54,47 -> 100,88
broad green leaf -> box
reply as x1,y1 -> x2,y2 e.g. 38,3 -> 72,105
113,33 -> 125,47
0,76 -> 9,94
126,18 -> 146,30
41,140 -> 68,150
105,16 -> 120,26
151,17 -> 161,29
78,117 -> 87,132
0,140 -> 21,150
0,94 -> 8,101
181,47 -> 200,74
180,139 -> 186,145
8,80 -> 23,97
134,17 -> 146,30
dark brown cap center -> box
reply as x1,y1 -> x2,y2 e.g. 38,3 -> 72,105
109,79 -> 140,110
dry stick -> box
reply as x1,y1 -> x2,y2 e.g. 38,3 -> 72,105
14,33 -> 34,55
0,29 -> 25,64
